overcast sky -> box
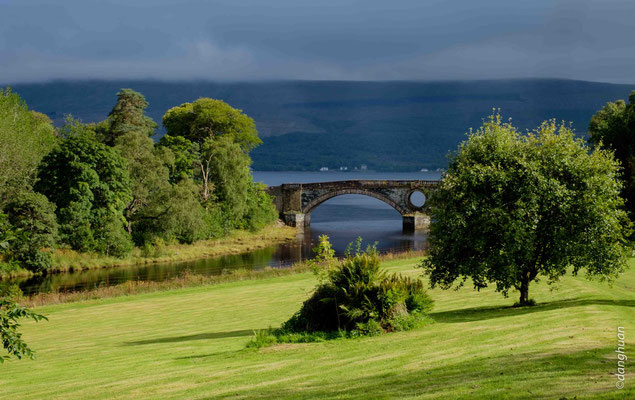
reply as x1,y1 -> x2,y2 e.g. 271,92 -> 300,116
1,0 -> 634,84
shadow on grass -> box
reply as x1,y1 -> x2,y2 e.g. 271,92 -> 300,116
218,346 -> 624,399
124,328 -> 258,345
430,298 -> 635,323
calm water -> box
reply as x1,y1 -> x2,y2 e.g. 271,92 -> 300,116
4,171 -> 441,295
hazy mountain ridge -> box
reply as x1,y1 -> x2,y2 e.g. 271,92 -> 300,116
7,79 -> 633,171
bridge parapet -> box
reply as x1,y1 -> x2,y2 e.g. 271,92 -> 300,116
265,180 -> 439,232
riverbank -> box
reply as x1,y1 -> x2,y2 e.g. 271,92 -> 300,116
2,256 -> 632,399
1,224 -> 298,279
15,250 -> 426,307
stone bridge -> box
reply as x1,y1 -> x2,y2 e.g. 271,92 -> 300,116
266,180 -> 439,231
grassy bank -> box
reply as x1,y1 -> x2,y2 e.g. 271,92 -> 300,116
1,224 -> 297,279
17,250 -> 426,308
1,256 -> 633,399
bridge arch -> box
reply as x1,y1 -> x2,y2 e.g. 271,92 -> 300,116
266,179 -> 438,231
302,189 -> 408,215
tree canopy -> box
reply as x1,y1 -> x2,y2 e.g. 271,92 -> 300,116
157,134 -> 199,183
0,88 -> 56,208
588,90 -> 635,217
98,89 -> 157,145
205,136 -> 252,215
114,131 -> 173,237
36,118 -> 133,256
160,98 -> 276,231
162,98 -> 261,151
421,114 -> 630,305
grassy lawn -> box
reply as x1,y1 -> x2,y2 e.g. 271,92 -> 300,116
1,257 -> 633,399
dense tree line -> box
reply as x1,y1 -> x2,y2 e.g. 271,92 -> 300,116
0,88 -> 277,274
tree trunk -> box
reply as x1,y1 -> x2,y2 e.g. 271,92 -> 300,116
519,271 -> 530,305
200,162 -> 210,203
199,156 -> 213,205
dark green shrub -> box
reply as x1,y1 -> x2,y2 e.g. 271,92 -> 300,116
247,244 -> 434,349
246,239 -> 435,349
282,285 -> 341,332
284,241 -> 434,335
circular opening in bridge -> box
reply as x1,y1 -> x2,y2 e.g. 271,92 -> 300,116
409,190 -> 426,208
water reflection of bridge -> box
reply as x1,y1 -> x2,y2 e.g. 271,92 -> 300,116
266,180 -> 439,232
273,235 -> 428,264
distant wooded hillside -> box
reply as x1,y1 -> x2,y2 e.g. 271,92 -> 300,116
8,79 -> 633,171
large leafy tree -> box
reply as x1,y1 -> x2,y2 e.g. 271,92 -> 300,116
421,114 -> 630,305
162,98 -> 261,151
97,88 -> 183,245
36,118 -> 133,256
97,89 -> 157,145
162,97 -> 276,231
162,100 -> 255,207
5,192 -> 58,272
588,90 -> 635,217
97,89 -> 211,244
0,88 -> 56,208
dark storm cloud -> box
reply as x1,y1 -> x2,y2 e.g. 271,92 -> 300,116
0,0 -> 633,83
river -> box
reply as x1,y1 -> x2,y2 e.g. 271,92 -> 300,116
4,170 -> 441,295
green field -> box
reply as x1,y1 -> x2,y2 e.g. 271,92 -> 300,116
1,257 -> 633,399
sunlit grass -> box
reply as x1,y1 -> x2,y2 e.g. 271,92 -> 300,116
0,257 -> 633,399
